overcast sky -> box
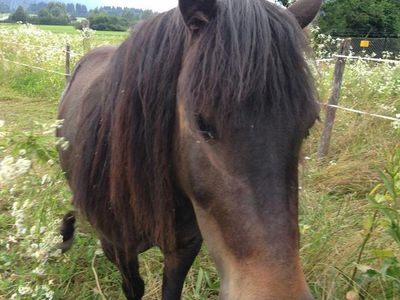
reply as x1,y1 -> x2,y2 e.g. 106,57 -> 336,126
101,0 -> 178,12
101,0 -> 277,13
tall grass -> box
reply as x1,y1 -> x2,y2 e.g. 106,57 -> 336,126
0,24 -> 399,299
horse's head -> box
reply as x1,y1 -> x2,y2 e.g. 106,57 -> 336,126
175,0 -> 321,298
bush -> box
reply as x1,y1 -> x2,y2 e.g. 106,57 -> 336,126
88,13 -> 128,31
8,6 -> 28,23
36,2 -> 70,26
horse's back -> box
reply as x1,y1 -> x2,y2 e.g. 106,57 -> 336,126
57,45 -> 117,179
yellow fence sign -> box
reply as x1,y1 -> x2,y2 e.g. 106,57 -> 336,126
360,40 -> 370,48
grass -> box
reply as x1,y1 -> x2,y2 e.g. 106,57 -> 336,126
0,23 -> 129,36
0,25 -> 400,299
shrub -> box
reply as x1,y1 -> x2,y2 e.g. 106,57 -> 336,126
8,6 -> 28,23
88,12 -> 128,32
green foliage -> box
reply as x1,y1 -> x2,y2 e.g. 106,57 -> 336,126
348,149 -> 400,297
319,0 -> 400,37
88,12 -> 128,32
34,2 -> 70,25
8,6 -> 28,23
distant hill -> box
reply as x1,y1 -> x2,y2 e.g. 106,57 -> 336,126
1,0 -> 101,10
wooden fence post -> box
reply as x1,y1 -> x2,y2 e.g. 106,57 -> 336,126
65,44 -> 71,84
317,38 -> 352,160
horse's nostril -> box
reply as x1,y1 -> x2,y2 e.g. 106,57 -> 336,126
195,114 -> 217,140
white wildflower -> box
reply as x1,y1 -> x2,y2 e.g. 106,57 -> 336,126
18,286 -> 33,295
0,119 -> 4,127
45,289 -> 54,300
95,248 -> 104,256
56,137 -> 70,151
30,226 -> 37,235
392,114 -> 400,130
32,266 -> 45,276
41,174 -> 51,185
8,235 -> 17,243
0,156 -> 32,184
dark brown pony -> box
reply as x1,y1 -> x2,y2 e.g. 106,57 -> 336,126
57,0 -> 322,298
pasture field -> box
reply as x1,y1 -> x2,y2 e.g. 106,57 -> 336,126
0,23 -> 129,36
0,25 -> 400,299
0,23 -> 128,46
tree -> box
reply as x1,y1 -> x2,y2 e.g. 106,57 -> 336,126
88,12 -> 128,31
66,3 -> 75,16
37,2 -> 69,25
9,5 -> 28,23
75,3 -> 88,17
28,2 -> 48,14
318,0 -> 400,37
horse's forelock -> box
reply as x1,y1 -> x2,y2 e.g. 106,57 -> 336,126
182,0 -> 317,133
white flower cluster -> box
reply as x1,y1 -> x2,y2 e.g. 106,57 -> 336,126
0,156 -> 32,186
0,24 -> 84,80
11,200 -> 32,237
392,114 -> 400,130
11,284 -> 54,300
42,119 -> 64,135
0,119 -> 5,139
55,137 -> 70,151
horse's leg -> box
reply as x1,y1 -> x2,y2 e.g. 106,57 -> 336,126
101,239 -> 144,300
161,235 -> 202,300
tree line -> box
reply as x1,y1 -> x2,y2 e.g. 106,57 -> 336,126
3,0 -> 400,36
276,0 -> 400,38
4,2 -> 155,31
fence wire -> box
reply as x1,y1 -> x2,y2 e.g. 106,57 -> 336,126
0,40 -> 84,58
324,37 -> 400,59
322,103 -> 400,123
1,57 -> 69,76
0,42 -> 399,125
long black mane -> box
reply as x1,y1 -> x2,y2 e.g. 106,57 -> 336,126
71,0 -> 317,251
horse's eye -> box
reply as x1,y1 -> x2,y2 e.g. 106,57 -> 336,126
196,114 -> 217,140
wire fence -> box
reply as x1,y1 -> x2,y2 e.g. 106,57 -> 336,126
0,40 -> 84,57
0,39 -> 399,159
323,37 -> 400,59
320,103 -> 400,123
1,41 -> 399,117
1,57 -> 70,76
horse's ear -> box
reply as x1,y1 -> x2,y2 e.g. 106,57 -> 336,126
179,0 -> 217,31
287,0 -> 322,28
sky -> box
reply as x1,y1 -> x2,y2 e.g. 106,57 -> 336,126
101,0 -> 177,12
101,0 -> 277,13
